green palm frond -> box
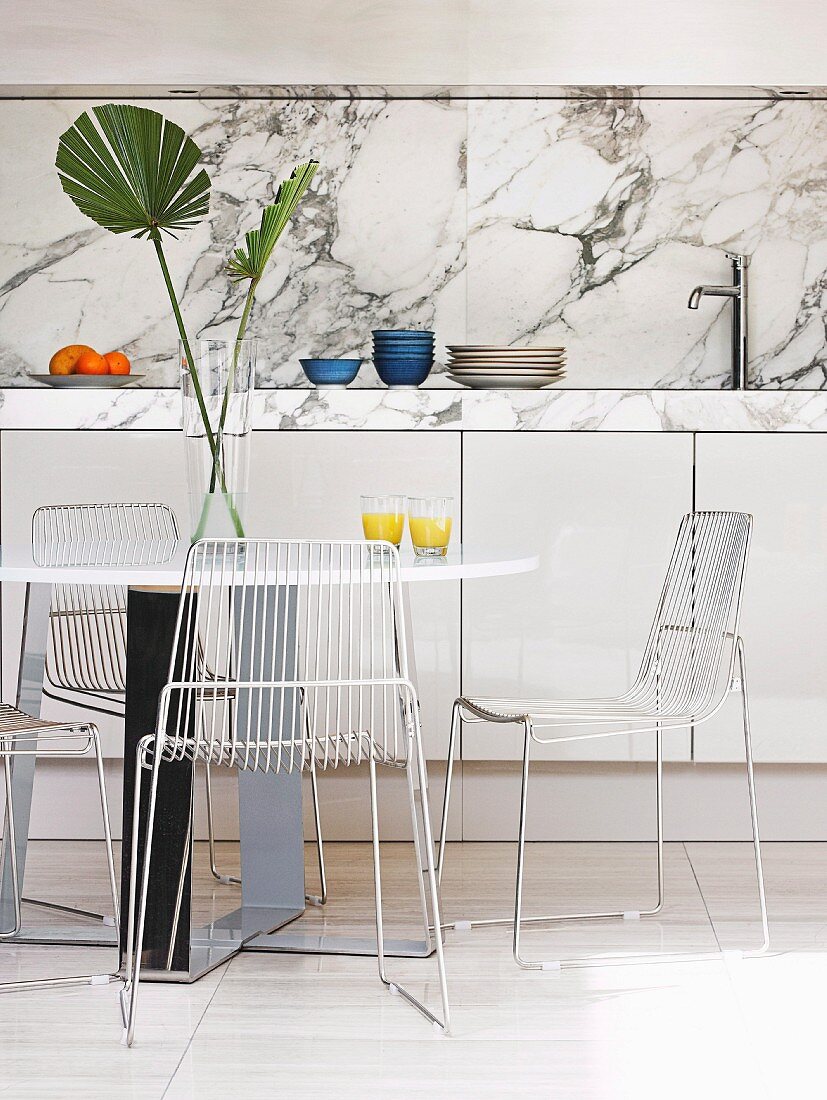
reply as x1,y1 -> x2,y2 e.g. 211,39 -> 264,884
56,103 -> 210,239
228,160 -> 318,281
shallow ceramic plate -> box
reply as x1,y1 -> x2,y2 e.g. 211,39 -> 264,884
448,372 -> 566,389
447,345 -> 565,354
446,365 -> 567,374
448,365 -> 566,376
448,351 -> 565,360
29,373 -> 144,388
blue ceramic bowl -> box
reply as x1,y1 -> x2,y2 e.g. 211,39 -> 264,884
373,338 -> 434,349
300,357 -> 362,388
372,329 -> 434,339
373,349 -> 434,362
374,358 -> 433,388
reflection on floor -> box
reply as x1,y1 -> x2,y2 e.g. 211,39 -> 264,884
0,840 -> 824,1098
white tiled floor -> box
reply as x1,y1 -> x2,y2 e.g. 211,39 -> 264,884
1,840 -> 824,1098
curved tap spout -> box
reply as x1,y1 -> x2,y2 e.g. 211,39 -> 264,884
688,285 -> 739,309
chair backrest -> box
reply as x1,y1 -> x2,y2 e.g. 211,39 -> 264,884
32,503 -> 179,694
632,511 -> 752,719
160,539 -> 413,773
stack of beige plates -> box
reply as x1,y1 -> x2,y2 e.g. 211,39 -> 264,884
445,346 -> 567,389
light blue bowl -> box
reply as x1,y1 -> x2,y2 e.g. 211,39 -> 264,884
300,358 -> 362,388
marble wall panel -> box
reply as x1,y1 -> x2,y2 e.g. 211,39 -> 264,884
0,98 -> 467,385
0,93 -> 824,389
467,97 -> 827,388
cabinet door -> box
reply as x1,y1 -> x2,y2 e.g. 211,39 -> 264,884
694,433 -> 827,762
246,431 -> 460,760
462,432 -> 694,761
1,430 -> 188,753
1,429 -> 460,761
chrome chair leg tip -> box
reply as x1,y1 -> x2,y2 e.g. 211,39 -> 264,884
432,1020 -> 448,1037
305,894 -> 324,907
622,910 -> 641,921
120,1028 -> 130,1047
541,960 -> 562,973
102,915 -> 117,927
452,920 -> 472,932
722,948 -> 744,965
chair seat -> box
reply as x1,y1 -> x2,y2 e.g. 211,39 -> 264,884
459,694 -> 697,729
0,703 -> 94,744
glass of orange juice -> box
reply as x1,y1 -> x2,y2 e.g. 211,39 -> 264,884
361,494 -> 406,548
408,496 -> 453,557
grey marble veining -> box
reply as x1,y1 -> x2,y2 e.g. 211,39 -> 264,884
0,92 -> 825,390
0,98 -> 466,388
467,97 -> 827,389
4,386 -> 827,433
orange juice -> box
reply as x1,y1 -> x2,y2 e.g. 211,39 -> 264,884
362,511 -> 405,546
409,515 -> 452,550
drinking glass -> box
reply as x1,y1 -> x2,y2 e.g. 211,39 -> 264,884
360,494 -> 406,548
408,496 -> 453,557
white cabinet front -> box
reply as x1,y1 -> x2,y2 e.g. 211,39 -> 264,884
461,432 -> 694,761
694,433 -> 827,763
0,429 -> 460,761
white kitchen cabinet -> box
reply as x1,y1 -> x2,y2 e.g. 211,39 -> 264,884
461,432 -> 694,761
694,433 -> 827,763
0,429 -> 459,760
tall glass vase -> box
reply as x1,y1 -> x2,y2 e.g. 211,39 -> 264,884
181,339 -> 255,542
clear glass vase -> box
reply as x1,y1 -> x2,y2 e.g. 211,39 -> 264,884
181,339 -> 255,542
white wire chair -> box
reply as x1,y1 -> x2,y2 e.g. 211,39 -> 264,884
0,704 -> 120,992
120,539 -> 450,1046
438,511 -> 768,970
32,504 -> 328,904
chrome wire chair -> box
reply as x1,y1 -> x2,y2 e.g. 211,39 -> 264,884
0,704 -> 120,992
33,503 -> 180,716
33,505 -> 328,904
439,511 -> 768,970
121,539 -> 450,1046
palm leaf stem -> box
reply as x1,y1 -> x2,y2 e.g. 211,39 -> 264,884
154,237 -> 244,537
208,277 -> 259,495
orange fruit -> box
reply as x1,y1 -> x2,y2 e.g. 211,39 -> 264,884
48,343 -> 96,376
104,351 -> 131,375
75,350 -> 109,375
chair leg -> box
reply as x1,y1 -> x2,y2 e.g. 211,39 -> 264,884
737,638 -> 770,954
205,751 -> 329,908
121,738 -> 162,1047
91,728 -> 120,937
20,731 -> 124,928
468,718 -> 665,934
0,735 -> 120,993
0,754 -> 22,939
205,762 -> 240,886
437,700 -> 461,886
306,760 -> 328,907
368,752 -> 450,1033
405,744 -> 437,952
513,719 -> 537,969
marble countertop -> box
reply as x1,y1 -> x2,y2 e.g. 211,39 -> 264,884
2,387 -> 827,432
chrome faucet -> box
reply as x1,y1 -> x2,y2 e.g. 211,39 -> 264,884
688,252 -> 749,389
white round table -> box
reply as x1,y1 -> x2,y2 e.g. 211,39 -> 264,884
0,540 -> 538,976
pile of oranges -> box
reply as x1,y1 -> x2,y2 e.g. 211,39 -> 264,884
49,344 -> 131,376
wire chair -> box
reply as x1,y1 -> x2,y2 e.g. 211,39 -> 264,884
120,539 -> 450,1046
439,511 -> 768,970
32,504 -> 328,904
0,704 -> 120,992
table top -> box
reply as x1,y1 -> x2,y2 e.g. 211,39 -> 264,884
0,541 -> 539,586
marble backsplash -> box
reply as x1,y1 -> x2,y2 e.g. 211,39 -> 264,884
1,91 -> 825,389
